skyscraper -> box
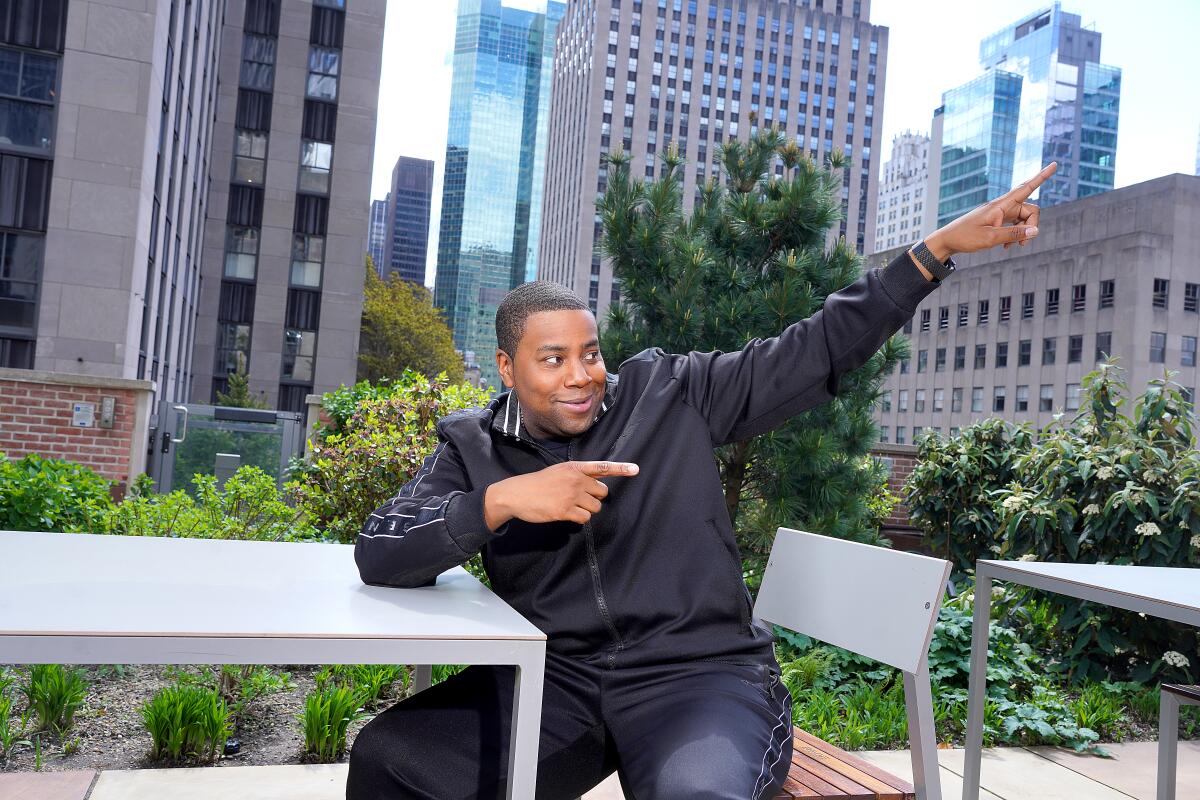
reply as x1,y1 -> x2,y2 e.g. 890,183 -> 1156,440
385,156 -> 434,285
540,0 -> 888,319
933,3 -> 1120,227
368,197 -> 388,275
193,0 -> 387,412
873,132 -> 930,253
434,0 -> 564,387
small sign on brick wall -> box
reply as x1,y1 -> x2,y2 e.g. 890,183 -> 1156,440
72,402 -> 96,428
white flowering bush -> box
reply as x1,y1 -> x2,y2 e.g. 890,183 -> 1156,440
907,362 -> 1200,683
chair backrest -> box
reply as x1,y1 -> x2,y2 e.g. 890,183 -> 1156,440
754,528 -> 951,675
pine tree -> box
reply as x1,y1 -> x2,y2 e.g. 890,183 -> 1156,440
215,360 -> 270,409
357,260 -> 464,384
599,129 -> 907,580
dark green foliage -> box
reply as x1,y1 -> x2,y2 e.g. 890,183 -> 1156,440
141,684 -> 231,763
0,453 -> 114,532
299,685 -> 363,762
598,132 -> 906,584
906,362 -> 1200,683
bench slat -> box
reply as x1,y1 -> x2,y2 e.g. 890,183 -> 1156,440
790,741 -> 905,800
777,774 -> 825,799
794,729 -> 916,795
789,748 -> 876,798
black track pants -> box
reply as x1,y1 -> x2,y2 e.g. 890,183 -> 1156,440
346,652 -> 793,800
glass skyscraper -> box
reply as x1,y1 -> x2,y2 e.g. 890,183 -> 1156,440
434,0 -> 564,388
934,3 -> 1120,226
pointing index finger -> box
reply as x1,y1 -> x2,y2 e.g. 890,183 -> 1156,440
1003,162 -> 1057,204
577,461 -> 640,477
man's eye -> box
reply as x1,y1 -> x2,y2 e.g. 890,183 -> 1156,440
545,356 -> 562,366
585,351 -> 601,361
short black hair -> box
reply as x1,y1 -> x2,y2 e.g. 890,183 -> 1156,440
495,281 -> 590,356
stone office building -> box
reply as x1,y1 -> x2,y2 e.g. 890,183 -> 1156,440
872,173 -> 1200,444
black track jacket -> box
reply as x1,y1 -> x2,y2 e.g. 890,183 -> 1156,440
356,252 -> 939,669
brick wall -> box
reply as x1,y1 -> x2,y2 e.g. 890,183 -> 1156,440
870,442 -> 922,550
0,369 -> 154,494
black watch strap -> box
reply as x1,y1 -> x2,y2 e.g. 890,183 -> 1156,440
909,240 -> 956,282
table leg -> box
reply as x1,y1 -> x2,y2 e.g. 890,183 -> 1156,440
411,664 -> 432,694
506,643 -> 546,800
962,567 -> 992,800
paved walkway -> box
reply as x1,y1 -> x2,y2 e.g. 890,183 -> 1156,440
0,741 -> 1195,799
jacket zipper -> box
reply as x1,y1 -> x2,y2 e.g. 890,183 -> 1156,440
569,440 -> 625,669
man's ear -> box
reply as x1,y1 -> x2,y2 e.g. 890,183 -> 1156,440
495,348 -> 515,389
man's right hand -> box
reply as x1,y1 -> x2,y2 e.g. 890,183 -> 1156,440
483,461 -> 640,530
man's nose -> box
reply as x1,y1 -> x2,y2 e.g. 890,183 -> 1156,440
564,358 -> 591,386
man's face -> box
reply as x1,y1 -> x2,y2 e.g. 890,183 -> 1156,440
496,310 -> 608,440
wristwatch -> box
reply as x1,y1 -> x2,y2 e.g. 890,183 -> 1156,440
909,240 -> 957,282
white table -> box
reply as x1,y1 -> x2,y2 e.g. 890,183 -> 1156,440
0,530 -> 547,799
963,560 -> 1200,800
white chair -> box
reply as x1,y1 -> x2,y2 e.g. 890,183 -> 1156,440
754,527 -> 952,800
1158,683 -> 1199,800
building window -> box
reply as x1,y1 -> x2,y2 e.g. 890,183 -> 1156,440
282,327 -> 317,381
215,322 -> 251,375
1018,339 -> 1031,366
953,345 -> 965,370
996,341 -> 1008,368
1149,331 -> 1166,363
1039,384 -> 1054,412
933,388 -> 944,412
938,306 -> 948,330
919,308 -> 930,331
1066,383 -> 1081,411
974,344 -> 986,369
1067,334 -> 1082,363
881,390 -> 891,412
1045,288 -> 1059,315
971,386 -> 983,413
879,426 -> 889,443
977,299 -> 989,325
0,231 -> 42,336
1096,331 -> 1112,361
898,389 -> 908,412
291,234 -> 324,287
915,389 -> 926,413
240,35 -> 277,91
999,295 -> 1011,322
223,225 -> 259,280
899,358 -> 909,374
0,47 -> 59,154
1152,278 -> 1169,309
993,386 -> 1006,412
957,302 -> 968,327
1185,283 -> 1199,313
903,319 -> 912,334
1099,279 -> 1114,308
1021,292 -> 1034,320
1015,384 -> 1029,412
233,129 -> 268,184
917,349 -> 927,372
1042,336 -> 1056,365
935,347 -> 946,372
1184,335 -> 1197,367
895,426 -> 906,444
299,139 -> 333,194
1072,284 -> 1086,312
307,46 -> 340,101
951,387 -> 963,412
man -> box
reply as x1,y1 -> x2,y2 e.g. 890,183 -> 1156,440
348,164 -> 1056,799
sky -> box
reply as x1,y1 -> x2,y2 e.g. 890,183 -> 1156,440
370,1 -> 1200,288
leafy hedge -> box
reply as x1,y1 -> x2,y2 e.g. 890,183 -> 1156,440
0,452 -> 114,533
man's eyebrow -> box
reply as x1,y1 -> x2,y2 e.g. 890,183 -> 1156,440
535,339 -> 600,353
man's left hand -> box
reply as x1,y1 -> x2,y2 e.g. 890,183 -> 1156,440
921,162 -> 1058,266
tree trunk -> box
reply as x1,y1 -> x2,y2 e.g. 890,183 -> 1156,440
722,439 -> 751,525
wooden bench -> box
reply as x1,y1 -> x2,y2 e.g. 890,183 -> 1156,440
755,528 -> 952,800
774,727 -> 916,799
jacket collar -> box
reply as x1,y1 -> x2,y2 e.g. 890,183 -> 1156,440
490,374 -> 618,442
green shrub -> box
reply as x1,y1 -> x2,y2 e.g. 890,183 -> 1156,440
290,372 -> 490,543
300,685 -> 364,762
312,664 -> 407,711
216,665 -> 294,728
0,670 -> 31,758
22,665 -> 88,737
0,453 -> 114,533
96,466 -> 320,542
141,684 -> 231,763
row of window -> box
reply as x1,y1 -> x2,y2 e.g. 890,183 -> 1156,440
900,330 -> 1197,373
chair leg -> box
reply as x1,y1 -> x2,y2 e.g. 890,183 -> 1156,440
411,664 -> 433,695
1158,689 -> 1180,800
903,661 -> 942,800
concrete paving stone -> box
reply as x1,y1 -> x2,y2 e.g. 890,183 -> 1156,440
859,747 -> 1134,799
87,764 -> 349,800
0,770 -> 97,800
1029,740 -> 1200,800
